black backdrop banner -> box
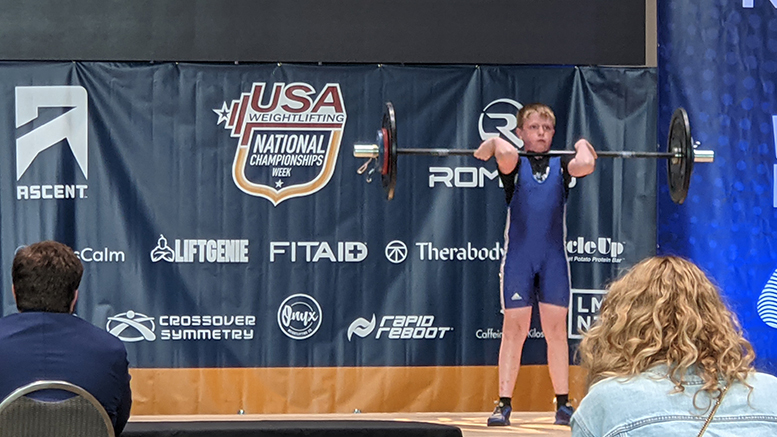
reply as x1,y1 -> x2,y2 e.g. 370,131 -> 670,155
0,63 -> 656,369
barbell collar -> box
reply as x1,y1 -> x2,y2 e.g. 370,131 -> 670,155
354,143 -> 380,159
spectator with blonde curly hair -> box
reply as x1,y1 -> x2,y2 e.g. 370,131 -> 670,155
571,256 -> 777,436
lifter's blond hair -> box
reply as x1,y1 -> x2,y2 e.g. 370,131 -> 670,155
578,256 -> 755,399
517,103 -> 556,129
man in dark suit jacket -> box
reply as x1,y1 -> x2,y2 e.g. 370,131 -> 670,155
0,241 -> 132,435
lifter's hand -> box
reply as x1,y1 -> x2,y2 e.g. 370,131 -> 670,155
568,139 -> 597,177
574,139 -> 598,159
474,138 -> 497,161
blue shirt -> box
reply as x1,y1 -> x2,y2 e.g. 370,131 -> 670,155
572,365 -> 777,436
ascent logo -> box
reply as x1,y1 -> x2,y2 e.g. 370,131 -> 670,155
150,234 -> 249,263
15,86 -> 88,200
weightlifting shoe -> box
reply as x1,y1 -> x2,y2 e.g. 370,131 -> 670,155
554,403 -> 574,426
487,402 -> 511,426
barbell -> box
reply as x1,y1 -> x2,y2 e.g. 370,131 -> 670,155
354,102 -> 715,204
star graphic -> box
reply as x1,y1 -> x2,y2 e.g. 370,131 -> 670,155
275,180 -> 284,188
213,102 -> 231,125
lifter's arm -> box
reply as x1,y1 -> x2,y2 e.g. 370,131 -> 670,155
474,137 -> 519,174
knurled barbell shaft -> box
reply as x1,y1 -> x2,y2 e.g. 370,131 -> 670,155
355,144 -> 715,163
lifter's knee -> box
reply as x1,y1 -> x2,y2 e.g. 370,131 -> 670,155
502,307 -> 532,340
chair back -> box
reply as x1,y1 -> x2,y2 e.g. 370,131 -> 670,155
0,380 -> 114,437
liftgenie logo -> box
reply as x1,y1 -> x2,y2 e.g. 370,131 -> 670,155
215,82 -> 347,206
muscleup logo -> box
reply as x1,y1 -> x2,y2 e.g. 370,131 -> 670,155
567,237 -> 624,257
216,82 -> 347,206
15,86 -> 88,200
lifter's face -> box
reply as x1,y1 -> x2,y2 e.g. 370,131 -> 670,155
516,112 -> 555,153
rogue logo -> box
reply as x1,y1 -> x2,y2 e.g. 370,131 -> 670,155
479,98 -> 523,148
216,82 -> 347,206
15,86 -> 88,200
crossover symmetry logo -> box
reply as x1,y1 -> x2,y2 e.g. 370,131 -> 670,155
15,86 -> 88,200
150,234 -> 249,263
758,269 -> 777,329
107,311 -> 256,341
277,294 -> 322,340
215,82 -> 347,206
106,311 -> 157,342
346,314 -> 453,340
479,98 -> 523,148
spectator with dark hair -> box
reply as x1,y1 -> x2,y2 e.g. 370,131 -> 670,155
572,256 -> 777,436
0,240 -> 132,435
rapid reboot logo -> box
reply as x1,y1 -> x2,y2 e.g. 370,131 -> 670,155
107,311 -> 256,342
347,314 -> 453,340
277,294 -> 322,340
150,234 -> 249,263
215,82 -> 347,206
15,86 -> 88,200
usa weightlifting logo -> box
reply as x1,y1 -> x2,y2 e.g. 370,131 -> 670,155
215,82 -> 347,206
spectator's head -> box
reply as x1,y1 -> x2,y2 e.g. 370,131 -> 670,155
12,241 -> 83,314
578,255 -> 754,395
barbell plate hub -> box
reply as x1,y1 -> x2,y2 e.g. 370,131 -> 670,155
354,143 -> 379,159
